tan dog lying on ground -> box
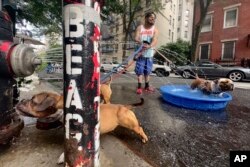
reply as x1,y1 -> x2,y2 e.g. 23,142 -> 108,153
16,92 -> 148,143
191,76 -> 234,94
100,76 -> 112,104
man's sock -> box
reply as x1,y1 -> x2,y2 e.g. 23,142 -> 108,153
138,83 -> 142,89
145,82 -> 149,89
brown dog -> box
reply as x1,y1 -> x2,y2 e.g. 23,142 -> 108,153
16,92 -> 148,143
16,92 -> 63,118
100,76 -> 112,104
191,76 -> 234,94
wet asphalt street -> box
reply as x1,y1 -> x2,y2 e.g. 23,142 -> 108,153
36,71 -> 250,167
106,73 -> 250,167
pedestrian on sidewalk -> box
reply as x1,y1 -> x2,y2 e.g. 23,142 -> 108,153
134,11 -> 159,94
46,62 -> 52,74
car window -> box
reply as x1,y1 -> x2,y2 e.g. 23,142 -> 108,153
153,59 -> 165,65
153,59 -> 159,64
199,62 -> 215,67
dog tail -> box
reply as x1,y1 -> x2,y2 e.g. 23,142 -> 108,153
124,98 -> 144,109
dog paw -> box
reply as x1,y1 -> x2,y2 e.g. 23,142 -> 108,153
57,152 -> 64,164
218,93 -> 224,97
142,138 -> 148,143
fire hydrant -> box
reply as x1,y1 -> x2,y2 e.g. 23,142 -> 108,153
0,9 -> 42,144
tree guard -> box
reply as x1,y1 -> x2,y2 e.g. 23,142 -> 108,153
63,0 -> 101,166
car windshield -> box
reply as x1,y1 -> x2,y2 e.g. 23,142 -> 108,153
192,61 -> 219,67
184,62 -> 195,66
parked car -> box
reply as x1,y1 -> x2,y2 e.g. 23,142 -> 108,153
152,60 -> 171,77
175,60 -> 250,82
101,62 -> 126,73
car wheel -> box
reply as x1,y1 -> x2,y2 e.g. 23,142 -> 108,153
155,69 -> 166,77
228,71 -> 243,82
165,71 -> 170,77
182,70 -> 192,79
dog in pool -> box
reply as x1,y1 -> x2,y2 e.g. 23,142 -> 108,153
190,76 -> 234,94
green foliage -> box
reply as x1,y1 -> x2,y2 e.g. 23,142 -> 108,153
164,39 -> 191,58
36,61 -> 48,72
155,39 -> 191,65
17,0 -> 62,36
16,0 -> 164,35
35,51 -> 47,72
16,0 -> 164,49
102,0 -> 124,17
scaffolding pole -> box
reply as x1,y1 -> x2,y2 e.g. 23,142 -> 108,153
63,0 -> 101,166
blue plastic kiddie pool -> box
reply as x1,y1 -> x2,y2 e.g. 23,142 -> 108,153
160,85 -> 232,111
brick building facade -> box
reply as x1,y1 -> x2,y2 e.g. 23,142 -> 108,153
194,0 -> 250,67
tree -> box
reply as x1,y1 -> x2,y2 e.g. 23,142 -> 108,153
155,39 -> 191,66
16,0 -> 166,49
17,0 -> 62,35
102,0 -> 165,59
191,0 -> 213,61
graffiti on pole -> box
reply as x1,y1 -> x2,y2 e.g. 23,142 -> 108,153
63,0 -> 101,166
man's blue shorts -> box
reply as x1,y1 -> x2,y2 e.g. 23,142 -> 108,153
135,57 -> 153,75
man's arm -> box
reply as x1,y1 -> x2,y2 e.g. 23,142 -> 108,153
150,27 -> 159,48
134,25 -> 141,44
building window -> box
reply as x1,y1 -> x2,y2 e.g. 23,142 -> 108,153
184,31 -> 188,38
199,44 -> 210,60
172,32 -> 174,42
224,8 -> 238,28
178,16 -> 181,21
222,41 -> 235,60
169,15 -> 172,25
248,34 -> 250,48
116,24 -> 119,32
115,44 -> 118,53
201,14 -> 212,32
169,29 -> 171,39
185,10 -> 189,17
184,20 -> 188,27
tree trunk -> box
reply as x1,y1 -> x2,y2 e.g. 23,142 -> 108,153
191,0 -> 212,62
121,0 -> 140,61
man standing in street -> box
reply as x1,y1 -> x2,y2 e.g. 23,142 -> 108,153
134,11 -> 159,94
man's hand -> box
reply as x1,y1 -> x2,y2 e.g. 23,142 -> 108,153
133,55 -> 138,61
142,43 -> 151,49
142,41 -> 151,49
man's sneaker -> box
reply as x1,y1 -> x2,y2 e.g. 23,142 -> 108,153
136,88 -> 143,94
144,87 -> 155,93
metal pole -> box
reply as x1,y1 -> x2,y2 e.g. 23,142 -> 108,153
0,0 -> 2,11
63,0 -> 101,166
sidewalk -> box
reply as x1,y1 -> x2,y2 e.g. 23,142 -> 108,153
0,80 -> 152,167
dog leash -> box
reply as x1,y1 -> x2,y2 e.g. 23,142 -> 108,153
153,48 -> 199,79
101,45 -> 144,83
111,49 -> 146,81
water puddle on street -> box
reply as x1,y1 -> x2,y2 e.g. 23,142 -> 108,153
113,100 -> 250,167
